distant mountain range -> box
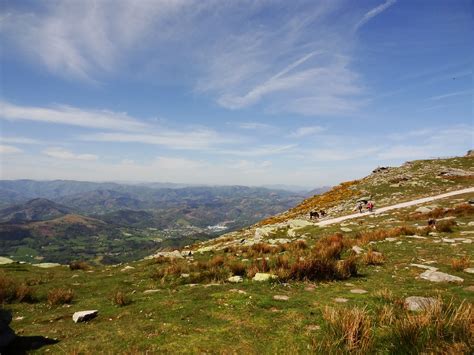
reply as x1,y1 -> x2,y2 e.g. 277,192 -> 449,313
0,180 -> 328,264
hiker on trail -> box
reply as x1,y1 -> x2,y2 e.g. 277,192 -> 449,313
367,201 -> 374,212
357,202 -> 364,213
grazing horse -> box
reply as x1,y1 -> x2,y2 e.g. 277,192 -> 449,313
427,218 -> 436,229
319,210 -> 326,217
309,211 -> 319,219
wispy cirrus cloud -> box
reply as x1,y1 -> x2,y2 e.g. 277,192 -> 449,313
219,144 -> 296,157
289,126 -> 325,138
0,101 -> 148,132
0,136 -> 43,144
427,90 -> 471,101
354,0 -> 397,31
43,147 -> 98,161
0,144 -> 22,154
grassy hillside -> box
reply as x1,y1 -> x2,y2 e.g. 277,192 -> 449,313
1,155 -> 473,353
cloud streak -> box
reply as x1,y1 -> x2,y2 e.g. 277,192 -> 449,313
355,0 -> 397,31
43,147 -> 98,161
0,101 -> 148,132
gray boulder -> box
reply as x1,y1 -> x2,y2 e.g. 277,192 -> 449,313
419,270 -> 463,283
72,310 -> 98,323
405,296 -> 439,311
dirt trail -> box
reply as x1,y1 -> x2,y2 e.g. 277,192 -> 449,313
316,187 -> 474,227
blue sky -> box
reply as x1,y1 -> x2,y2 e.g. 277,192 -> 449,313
0,0 -> 472,188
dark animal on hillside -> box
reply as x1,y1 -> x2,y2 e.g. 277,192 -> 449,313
427,218 -> 436,229
319,210 -> 326,217
309,211 -> 319,219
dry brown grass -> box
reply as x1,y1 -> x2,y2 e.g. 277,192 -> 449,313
69,261 -> 90,271
378,304 -> 396,325
47,288 -> 74,305
322,306 -> 373,353
0,272 -> 36,303
111,290 -> 132,307
363,250 -> 385,266
374,288 -> 394,302
336,256 -> 358,279
451,256 -> 470,271
228,260 -> 246,276
408,203 -> 474,221
436,219 -> 457,233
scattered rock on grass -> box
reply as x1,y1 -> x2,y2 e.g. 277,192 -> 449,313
33,263 -> 61,268
464,286 -> 474,292
419,270 -> 463,283
143,290 -> 160,294
273,295 -> 289,301
121,266 -> 135,272
228,276 -> 243,283
0,257 -> 14,265
350,289 -> 368,294
405,296 -> 439,311
463,268 -> 474,274
352,246 -> 364,255
73,310 -> 98,323
340,227 -> 352,232
334,297 -> 349,303
252,273 -> 277,282
410,263 -> 438,271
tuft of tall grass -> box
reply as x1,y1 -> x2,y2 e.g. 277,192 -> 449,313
0,272 -> 36,303
363,250 -> 385,266
69,261 -> 90,271
451,256 -> 470,271
111,290 -> 132,307
47,288 -> 74,305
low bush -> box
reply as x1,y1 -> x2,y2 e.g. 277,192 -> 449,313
69,261 -> 90,271
363,250 -> 385,266
111,290 -> 132,307
451,256 -> 470,271
48,288 -> 74,305
0,272 -> 36,303
436,219 -> 456,233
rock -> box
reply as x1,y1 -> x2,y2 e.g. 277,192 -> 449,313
334,297 -> 349,303
228,276 -> 243,283
196,246 -> 215,253
0,257 -> 14,265
305,286 -> 316,291
468,221 -> 474,227
385,238 -> 397,242
464,286 -> 474,292
306,324 -> 321,331
340,227 -> 352,233
252,273 -> 277,282
33,263 -> 61,268
72,310 -> 98,323
151,250 -> 184,259
352,246 -> 364,255
273,295 -> 289,301
267,238 -> 291,245
406,235 -> 427,240
180,273 -> 190,278
0,309 -> 16,348
143,289 -> 160,294
180,250 -> 193,257
463,268 -> 474,274
405,296 -> 439,311
410,263 -> 438,271
442,238 -> 456,243
121,266 -> 135,272
438,168 -> 472,177
419,270 -> 463,283
229,289 -> 247,295
350,289 -> 368,294
415,207 -> 432,214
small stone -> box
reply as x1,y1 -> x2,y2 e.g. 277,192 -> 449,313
306,325 -> 321,331
180,273 -> 190,278
385,238 -> 397,242
273,295 -> 289,301
350,289 -> 368,294
143,289 -> 160,294
410,263 -> 438,271
419,270 -> 463,283
406,235 -> 427,240
228,276 -> 243,283
467,221 -> 474,226
442,238 -> 456,243
121,266 -> 135,272
334,297 -> 349,303
463,268 -> 474,274
229,289 -> 247,295
72,310 -> 98,323
352,246 -> 364,255
405,296 -> 439,311
415,207 -> 432,213
304,286 -> 316,291
464,285 -> 474,292
252,273 -> 277,282
33,263 -> 61,268
340,227 -> 352,232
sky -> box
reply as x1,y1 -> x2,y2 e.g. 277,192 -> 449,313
0,0 -> 472,189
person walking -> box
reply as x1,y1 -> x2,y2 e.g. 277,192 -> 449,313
367,201 -> 374,212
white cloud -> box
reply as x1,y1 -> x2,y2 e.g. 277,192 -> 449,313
355,0 -> 397,31
427,90 -> 471,101
238,122 -> 273,130
0,101 -> 148,132
289,126 -> 325,138
0,144 -> 22,154
220,144 -> 296,157
81,129 -> 233,150
0,136 -> 42,144
43,147 -> 98,161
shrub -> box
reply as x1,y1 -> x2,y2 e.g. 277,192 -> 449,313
293,240 -> 308,250
69,261 -> 90,271
315,234 -> 344,259
451,256 -> 470,271
322,306 -> 373,353
363,250 -> 385,266
0,272 -> 36,303
48,288 -> 74,305
228,261 -> 246,276
250,243 -> 274,255
336,256 -> 358,279
111,290 -> 132,307
436,219 -> 456,233
374,288 -> 394,303
209,255 -> 225,267
289,256 -> 337,281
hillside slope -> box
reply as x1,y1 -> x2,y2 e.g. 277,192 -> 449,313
1,155 -> 473,354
